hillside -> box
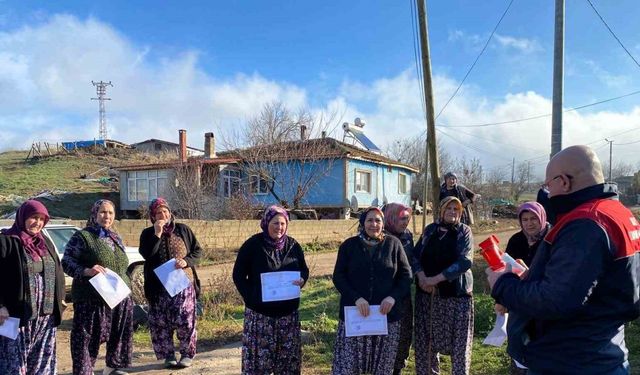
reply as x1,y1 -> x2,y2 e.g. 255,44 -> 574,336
0,148 -> 165,219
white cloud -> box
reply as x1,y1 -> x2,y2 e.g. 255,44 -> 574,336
582,60 -> 632,89
494,34 -> 542,54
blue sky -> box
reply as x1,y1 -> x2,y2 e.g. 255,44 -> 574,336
2,1 -> 640,177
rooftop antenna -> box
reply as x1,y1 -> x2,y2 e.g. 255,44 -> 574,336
91,81 -> 113,140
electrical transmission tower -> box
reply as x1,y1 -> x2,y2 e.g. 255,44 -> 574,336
91,81 -> 113,140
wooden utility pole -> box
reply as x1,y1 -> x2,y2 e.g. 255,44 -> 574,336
551,0 -> 565,157
605,138 -> 613,181
416,0 -> 441,222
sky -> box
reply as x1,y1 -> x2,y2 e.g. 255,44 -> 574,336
2,0 -> 640,179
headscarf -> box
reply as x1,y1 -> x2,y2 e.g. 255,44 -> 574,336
149,197 -> 175,237
359,206 -> 385,244
260,205 -> 289,252
383,203 -> 412,235
439,196 -> 463,225
1,200 -> 50,260
444,172 -> 458,180
518,201 -> 548,244
85,199 -> 125,250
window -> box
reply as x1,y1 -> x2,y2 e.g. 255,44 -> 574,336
127,170 -> 169,202
355,170 -> 372,193
398,173 -> 408,194
222,169 -> 241,197
45,227 -> 78,256
250,175 -> 269,195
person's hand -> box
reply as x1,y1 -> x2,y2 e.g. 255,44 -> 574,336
424,275 -> 444,287
175,258 -> 187,269
154,219 -> 166,237
485,264 -> 513,290
495,303 -> 507,315
424,285 -> 435,294
292,278 -> 306,288
84,264 -> 107,277
355,298 -> 370,317
462,199 -> 472,207
379,296 -> 395,315
515,259 -> 529,278
417,272 -> 430,292
0,306 -> 9,325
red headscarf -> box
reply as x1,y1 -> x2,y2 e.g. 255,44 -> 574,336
383,203 -> 412,235
1,200 -> 50,260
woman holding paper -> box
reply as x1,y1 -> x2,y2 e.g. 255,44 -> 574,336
382,203 -> 415,375
0,200 -> 66,374
138,198 -> 202,369
411,196 -> 474,375
498,201 -> 549,375
233,205 -> 309,375
62,199 -> 133,375
331,206 -> 412,375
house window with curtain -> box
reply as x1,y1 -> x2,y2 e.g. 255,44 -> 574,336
398,173 -> 408,194
222,169 -> 241,197
250,175 -> 269,195
127,170 -> 169,202
355,169 -> 372,193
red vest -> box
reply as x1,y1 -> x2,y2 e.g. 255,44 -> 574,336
545,198 -> 640,260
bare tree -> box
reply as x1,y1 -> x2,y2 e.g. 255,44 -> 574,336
221,101 -> 342,210
511,161 -> 530,202
165,163 -> 219,219
601,161 -> 636,180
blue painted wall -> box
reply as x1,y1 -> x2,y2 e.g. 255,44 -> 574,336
346,159 -> 413,208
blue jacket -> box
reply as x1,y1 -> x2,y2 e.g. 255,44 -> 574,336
492,184 -> 640,374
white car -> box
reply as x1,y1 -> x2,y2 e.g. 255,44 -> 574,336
1,224 -> 147,305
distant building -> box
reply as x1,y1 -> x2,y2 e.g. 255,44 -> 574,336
131,138 -> 204,157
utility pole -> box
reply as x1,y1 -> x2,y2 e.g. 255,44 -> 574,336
605,138 -> 613,181
416,0 -> 441,222
511,157 -> 516,198
92,81 -> 113,141
551,0 -> 565,158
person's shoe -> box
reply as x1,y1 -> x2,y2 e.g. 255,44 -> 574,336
103,367 -> 128,375
164,354 -> 178,368
177,356 -> 193,368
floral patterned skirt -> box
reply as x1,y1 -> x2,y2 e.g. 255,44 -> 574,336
331,320 -> 401,375
241,307 -> 301,375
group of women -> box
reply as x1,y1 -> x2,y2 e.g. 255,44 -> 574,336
0,198 -> 202,375
0,189 -> 549,375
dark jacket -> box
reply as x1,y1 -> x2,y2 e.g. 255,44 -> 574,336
332,235 -> 412,322
232,233 -> 309,318
411,222 -> 474,298
492,184 -> 640,374
139,222 -> 202,302
504,223 -> 550,267
0,235 -> 66,326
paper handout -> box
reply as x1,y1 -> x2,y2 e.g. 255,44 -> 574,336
483,312 -> 508,347
260,271 -> 301,302
344,305 -> 388,337
153,259 -> 191,297
0,317 -> 20,340
89,268 -> 131,309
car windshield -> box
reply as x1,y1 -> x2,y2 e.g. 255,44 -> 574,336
46,228 -> 78,255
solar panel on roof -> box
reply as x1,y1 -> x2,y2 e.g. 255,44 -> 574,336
348,127 -> 381,152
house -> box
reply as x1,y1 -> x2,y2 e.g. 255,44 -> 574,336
131,138 -> 204,157
116,130 -> 418,219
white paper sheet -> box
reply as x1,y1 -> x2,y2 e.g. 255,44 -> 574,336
89,268 -> 131,309
344,305 -> 388,337
260,271 -> 301,302
153,259 -> 191,297
483,312 -> 509,346
514,359 -> 528,369
0,317 -> 20,340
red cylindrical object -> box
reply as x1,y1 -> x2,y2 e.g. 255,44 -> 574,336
479,235 -> 506,271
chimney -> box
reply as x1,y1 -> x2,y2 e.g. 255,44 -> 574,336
300,125 -> 307,140
321,130 -> 326,138
204,132 -> 216,158
179,129 -> 187,163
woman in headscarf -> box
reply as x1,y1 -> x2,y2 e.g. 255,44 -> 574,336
411,196 -> 474,375
0,200 -> 66,375
331,206 -> 412,375
382,203 -> 415,375
62,199 -> 133,375
139,198 -> 202,369
439,172 -> 478,225
233,205 -> 309,375
497,201 -> 550,375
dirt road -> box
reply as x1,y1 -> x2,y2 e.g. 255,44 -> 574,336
55,227 -> 519,374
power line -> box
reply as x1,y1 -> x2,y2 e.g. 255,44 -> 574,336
439,89 -> 640,128
585,0 -> 640,70
410,0 -> 427,120
435,0 -> 515,120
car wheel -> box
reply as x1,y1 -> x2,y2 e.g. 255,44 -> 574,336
129,264 -> 147,306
